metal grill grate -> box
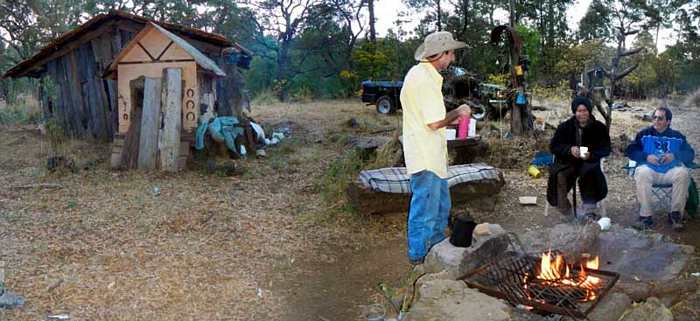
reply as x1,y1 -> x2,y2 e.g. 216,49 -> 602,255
459,253 -> 619,319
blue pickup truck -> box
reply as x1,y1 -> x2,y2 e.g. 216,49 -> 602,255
360,67 -> 509,120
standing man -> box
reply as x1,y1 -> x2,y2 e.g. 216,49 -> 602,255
401,31 -> 472,265
625,107 -> 695,230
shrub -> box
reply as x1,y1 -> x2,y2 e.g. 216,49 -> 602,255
0,103 -> 42,125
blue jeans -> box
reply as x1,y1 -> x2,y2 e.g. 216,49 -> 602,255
407,170 -> 451,262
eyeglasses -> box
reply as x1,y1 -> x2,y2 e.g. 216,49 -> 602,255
652,115 -> 666,121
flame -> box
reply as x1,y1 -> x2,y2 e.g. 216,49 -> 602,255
538,251 -> 567,280
534,252 -> 603,302
579,256 -> 601,300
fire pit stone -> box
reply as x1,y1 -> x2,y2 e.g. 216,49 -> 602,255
619,297 -> 672,321
424,223 -> 509,279
587,292 -> 632,321
520,223 -> 601,263
409,279 -> 513,321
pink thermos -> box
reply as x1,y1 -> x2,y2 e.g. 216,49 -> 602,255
457,116 -> 469,139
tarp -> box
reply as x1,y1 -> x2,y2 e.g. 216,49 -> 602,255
195,116 -> 245,153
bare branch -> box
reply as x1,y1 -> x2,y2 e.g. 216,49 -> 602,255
619,47 -> 644,57
614,63 -> 639,81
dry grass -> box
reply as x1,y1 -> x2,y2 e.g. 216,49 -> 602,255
0,98 -> 401,321
2,96 -> 698,321
683,88 -> 700,109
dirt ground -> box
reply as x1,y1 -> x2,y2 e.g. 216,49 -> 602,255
1,96 -> 699,321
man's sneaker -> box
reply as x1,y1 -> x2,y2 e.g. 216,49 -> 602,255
668,211 -> 684,231
632,216 -> 655,230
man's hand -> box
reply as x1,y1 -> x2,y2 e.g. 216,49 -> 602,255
659,153 -> 675,164
432,105 -> 472,130
570,146 -> 580,158
646,154 -> 660,165
456,104 -> 471,117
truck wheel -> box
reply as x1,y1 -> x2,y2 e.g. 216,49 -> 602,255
486,101 -> 509,120
376,96 -> 395,114
470,105 -> 487,121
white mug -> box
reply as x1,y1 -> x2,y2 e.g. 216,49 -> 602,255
579,146 -> 589,158
597,217 -> 611,231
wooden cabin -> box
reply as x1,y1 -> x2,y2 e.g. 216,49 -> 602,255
105,22 -> 226,135
2,10 -> 251,141
103,22 -> 228,171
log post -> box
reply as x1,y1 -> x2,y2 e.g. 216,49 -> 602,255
137,77 -> 162,170
159,68 -> 183,172
120,77 -> 145,169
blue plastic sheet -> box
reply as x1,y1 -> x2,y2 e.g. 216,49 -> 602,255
531,151 -> 554,167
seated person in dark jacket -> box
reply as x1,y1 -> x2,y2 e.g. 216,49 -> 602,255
547,96 -> 611,221
625,107 -> 695,231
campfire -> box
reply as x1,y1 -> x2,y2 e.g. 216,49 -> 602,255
460,250 -> 619,319
525,251 -> 603,302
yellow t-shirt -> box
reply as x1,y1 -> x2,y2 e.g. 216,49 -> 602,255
400,62 -> 448,179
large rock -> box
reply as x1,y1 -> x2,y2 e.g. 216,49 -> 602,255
348,136 -> 390,160
614,278 -> 698,304
671,283 -> 700,321
620,297 -> 673,321
588,292 -> 632,321
597,225 -> 694,282
424,223 -> 509,279
520,223 -> 600,262
407,279 -> 512,321
521,224 -> 694,282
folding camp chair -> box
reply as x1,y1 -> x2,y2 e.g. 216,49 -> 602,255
549,157 -> 608,220
626,160 -> 698,214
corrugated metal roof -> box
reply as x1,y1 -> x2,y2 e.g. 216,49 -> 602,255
2,10 -> 249,78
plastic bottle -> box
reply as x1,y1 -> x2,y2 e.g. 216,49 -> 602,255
457,116 -> 469,139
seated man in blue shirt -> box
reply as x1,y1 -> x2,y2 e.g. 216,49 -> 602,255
625,107 -> 695,230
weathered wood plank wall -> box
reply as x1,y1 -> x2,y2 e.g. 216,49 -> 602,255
39,18 -> 247,142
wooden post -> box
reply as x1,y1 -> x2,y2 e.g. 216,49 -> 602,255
120,77 -> 145,169
137,77 -> 162,170
159,68 -> 183,172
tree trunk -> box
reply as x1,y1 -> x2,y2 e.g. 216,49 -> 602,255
277,39 -> 291,101
368,0 -> 376,43
460,0 -> 470,36
436,0 -> 442,31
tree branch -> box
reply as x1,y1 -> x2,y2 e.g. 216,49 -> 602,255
619,47 -> 644,57
614,63 -> 639,81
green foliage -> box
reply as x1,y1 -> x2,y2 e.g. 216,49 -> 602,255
531,80 -> 572,101
351,41 -> 393,80
621,31 -> 662,97
244,55 -> 277,96
515,24 -> 542,81
1,0 -> 698,104
45,117 -> 67,148
554,40 -> 608,80
251,89 -> 278,106
316,149 -> 364,215
0,99 -> 42,125
486,73 -> 509,86
578,0 -> 612,41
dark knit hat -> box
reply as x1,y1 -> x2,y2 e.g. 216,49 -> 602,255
571,96 -> 593,114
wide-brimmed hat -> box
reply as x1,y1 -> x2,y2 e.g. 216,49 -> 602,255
414,31 -> 466,61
